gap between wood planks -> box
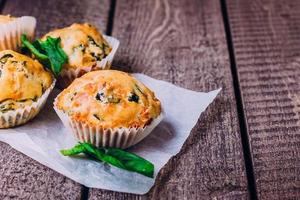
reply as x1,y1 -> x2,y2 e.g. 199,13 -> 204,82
220,0 -> 258,199
0,0 -> 6,12
81,0 -> 117,199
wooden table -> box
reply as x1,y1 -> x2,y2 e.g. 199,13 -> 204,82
0,0 -> 299,199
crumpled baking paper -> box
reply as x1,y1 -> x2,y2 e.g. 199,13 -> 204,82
0,74 -> 221,194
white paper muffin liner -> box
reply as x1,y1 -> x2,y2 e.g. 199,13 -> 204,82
57,35 -> 120,88
0,16 -> 36,51
54,105 -> 163,149
0,79 -> 55,128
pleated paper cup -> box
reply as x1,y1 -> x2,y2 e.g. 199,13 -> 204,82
54,105 -> 163,149
57,35 -> 120,89
0,79 -> 55,128
0,16 -> 36,51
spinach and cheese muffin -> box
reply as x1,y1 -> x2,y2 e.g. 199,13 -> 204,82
0,50 -> 55,128
43,23 -> 119,88
54,70 -> 162,148
0,15 -> 36,51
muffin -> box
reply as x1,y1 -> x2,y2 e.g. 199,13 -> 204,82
42,23 -> 119,88
0,15 -> 36,51
54,70 -> 163,148
0,50 -> 55,128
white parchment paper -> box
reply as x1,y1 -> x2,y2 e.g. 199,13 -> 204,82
0,74 -> 221,194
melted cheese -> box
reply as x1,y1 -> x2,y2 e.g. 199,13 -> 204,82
0,15 -> 15,24
0,50 -> 53,112
42,23 -> 111,70
56,70 -> 161,129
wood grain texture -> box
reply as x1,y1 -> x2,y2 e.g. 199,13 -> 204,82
227,0 -> 300,199
89,0 -> 249,199
0,0 -> 110,199
2,0 -> 110,37
0,143 -> 82,200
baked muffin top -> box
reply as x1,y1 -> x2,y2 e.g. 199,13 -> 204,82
55,70 -> 161,129
0,50 -> 53,113
0,15 -> 15,24
42,23 -> 111,70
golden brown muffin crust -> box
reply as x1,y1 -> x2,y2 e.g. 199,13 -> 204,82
55,70 -> 161,129
42,23 -> 111,70
0,50 -> 53,112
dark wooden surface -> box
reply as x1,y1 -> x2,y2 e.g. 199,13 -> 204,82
89,0 -> 248,199
227,0 -> 300,199
1,0 -> 300,199
1,0 -> 110,37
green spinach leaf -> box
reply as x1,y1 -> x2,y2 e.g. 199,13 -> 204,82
21,34 -> 68,76
60,142 -> 154,178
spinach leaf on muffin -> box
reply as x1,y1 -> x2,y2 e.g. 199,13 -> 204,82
21,34 -> 67,76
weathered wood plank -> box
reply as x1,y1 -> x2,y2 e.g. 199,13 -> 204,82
227,0 -> 300,199
0,144 -> 82,200
2,0 -> 109,37
0,0 -> 110,199
89,0 -> 249,199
